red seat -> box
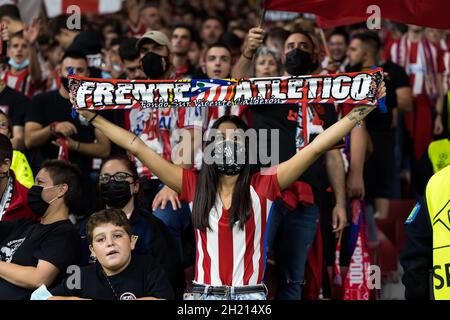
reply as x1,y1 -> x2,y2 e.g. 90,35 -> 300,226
375,200 -> 416,276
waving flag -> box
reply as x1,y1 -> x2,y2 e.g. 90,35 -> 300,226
44,0 -> 122,18
264,0 -> 450,29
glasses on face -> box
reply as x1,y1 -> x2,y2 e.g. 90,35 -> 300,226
98,172 -> 134,184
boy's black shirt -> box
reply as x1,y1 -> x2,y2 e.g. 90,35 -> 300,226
51,254 -> 174,300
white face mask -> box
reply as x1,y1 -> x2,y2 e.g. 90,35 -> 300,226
8,58 -> 30,70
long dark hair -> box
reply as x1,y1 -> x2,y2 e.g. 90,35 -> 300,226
191,115 -> 258,231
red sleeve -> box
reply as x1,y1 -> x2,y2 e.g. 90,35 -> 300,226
337,103 -> 353,117
437,46 -> 445,74
179,169 -> 198,203
250,166 -> 281,201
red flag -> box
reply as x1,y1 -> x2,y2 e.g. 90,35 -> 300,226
264,0 -> 450,29
343,200 -> 371,300
44,0 -> 122,18
56,136 -> 69,161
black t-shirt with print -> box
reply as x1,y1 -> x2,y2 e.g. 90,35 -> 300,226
51,254 -> 174,300
0,219 -> 81,300
25,90 -> 97,174
0,86 -> 30,127
78,207 -> 185,298
250,103 -> 340,195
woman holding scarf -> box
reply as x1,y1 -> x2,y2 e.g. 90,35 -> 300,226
76,82 -> 385,299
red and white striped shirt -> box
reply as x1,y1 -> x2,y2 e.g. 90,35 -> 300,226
2,69 -> 35,98
439,38 -> 450,93
126,106 -> 207,178
180,167 -> 281,286
388,35 -> 444,98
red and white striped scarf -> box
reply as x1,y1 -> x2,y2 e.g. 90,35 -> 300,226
391,35 -> 440,98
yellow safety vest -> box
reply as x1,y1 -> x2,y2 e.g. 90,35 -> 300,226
428,139 -> 450,174
426,165 -> 450,300
11,150 -> 34,188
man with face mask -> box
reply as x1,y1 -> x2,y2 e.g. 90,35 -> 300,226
0,159 -> 81,299
123,31 -> 205,268
24,50 -> 111,215
233,28 -> 347,300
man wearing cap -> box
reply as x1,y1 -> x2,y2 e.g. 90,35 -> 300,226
136,30 -> 174,80
123,30 -> 205,268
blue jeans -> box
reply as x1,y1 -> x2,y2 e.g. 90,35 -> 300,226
266,200 -> 319,300
184,288 -> 266,300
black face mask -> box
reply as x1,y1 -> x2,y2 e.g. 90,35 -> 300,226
99,180 -> 132,209
284,48 -> 314,76
212,140 -> 246,176
60,76 -> 70,91
140,52 -> 169,79
27,185 -> 51,217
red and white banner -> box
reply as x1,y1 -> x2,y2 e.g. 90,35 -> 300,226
69,68 -> 384,110
343,200 -> 371,300
264,0 -> 450,29
44,0 -> 122,18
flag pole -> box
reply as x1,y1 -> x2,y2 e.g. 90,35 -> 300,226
259,8 -> 266,28
319,27 -> 333,65
259,0 -> 266,28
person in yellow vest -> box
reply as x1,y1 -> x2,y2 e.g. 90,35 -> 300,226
400,164 -> 450,299
0,109 -> 33,187
428,138 -> 450,174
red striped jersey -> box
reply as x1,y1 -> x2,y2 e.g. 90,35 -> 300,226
2,69 -> 35,98
125,106 -> 207,178
388,35 -> 444,98
180,167 -> 281,286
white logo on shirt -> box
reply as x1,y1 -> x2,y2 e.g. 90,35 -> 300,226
120,292 -> 137,300
0,238 -> 26,262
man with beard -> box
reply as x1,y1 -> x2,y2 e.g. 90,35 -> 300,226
346,31 -> 412,219
233,28 -> 347,300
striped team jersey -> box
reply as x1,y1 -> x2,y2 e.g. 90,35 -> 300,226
2,69 -> 36,99
125,106 -> 207,178
388,35 -> 444,98
180,167 -> 281,286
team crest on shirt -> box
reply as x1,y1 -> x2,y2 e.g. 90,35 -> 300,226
120,292 -> 137,300
0,105 -> 9,115
0,238 -> 26,262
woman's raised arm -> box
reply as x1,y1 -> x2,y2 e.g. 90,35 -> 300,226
78,109 -> 183,193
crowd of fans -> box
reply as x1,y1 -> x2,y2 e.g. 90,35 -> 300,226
0,0 -> 447,300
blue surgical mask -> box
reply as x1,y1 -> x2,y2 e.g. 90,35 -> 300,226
8,58 -> 29,70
